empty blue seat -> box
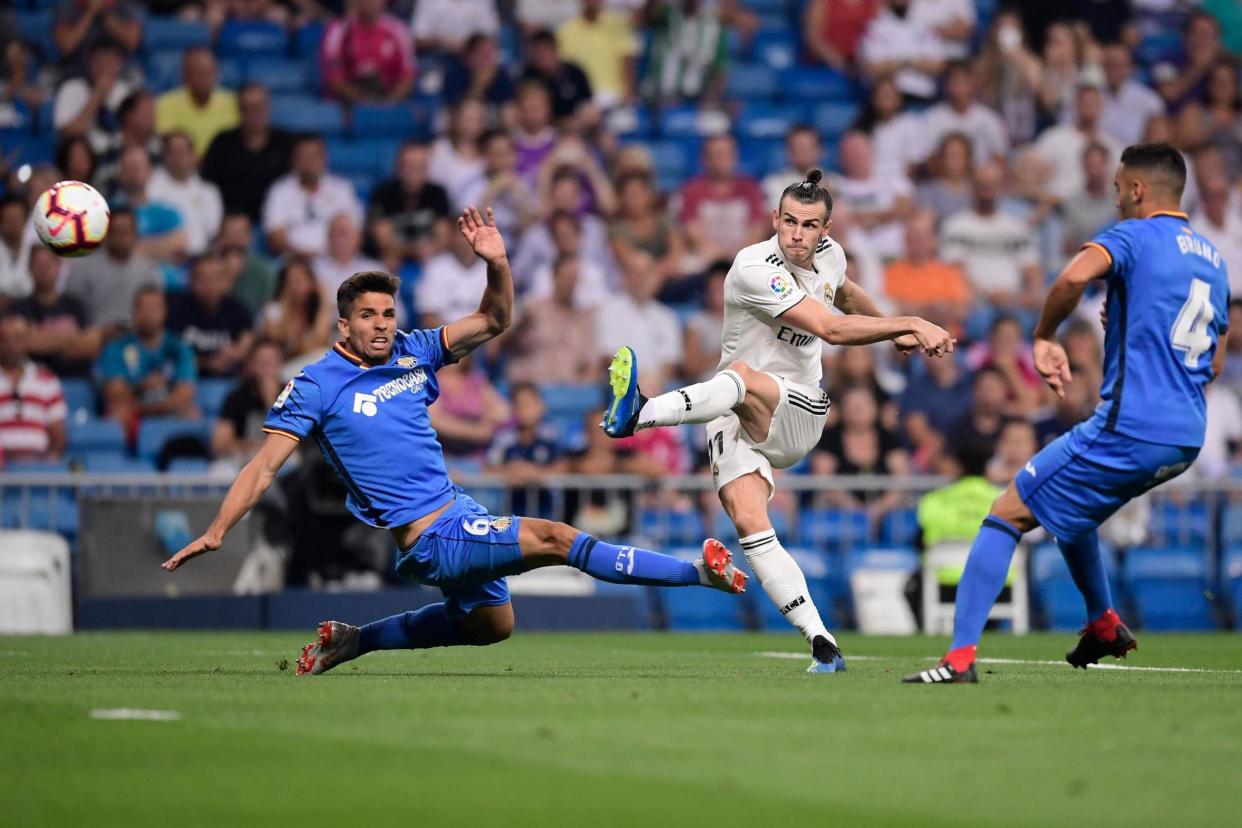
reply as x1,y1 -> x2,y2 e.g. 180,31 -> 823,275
136,417 -> 209,462
0,129 -> 51,163
219,21 -> 289,56
606,105 -> 653,139
848,546 -> 919,574
752,29 -> 798,70
2,486 -> 77,535
195,379 -> 233,418
1123,547 -> 1216,630
14,10 -> 54,55
779,67 -> 855,102
656,548 -> 752,630
144,50 -> 187,92
735,103 -> 798,140
83,454 -> 157,474
60,378 -> 96,420
244,57 -> 315,95
812,101 -> 860,139
350,103 -> 422,139
879,508 -> 919,547
1030,544 -> 1086,630
798,508 -> 870,552
539,384 -> 604,419
167,457 -> 210,474
143,18 -> 212,52
270,96 -> 345,136
293,22 -> 325,57
736,137 -> 784,177
326,138 -> 384,176
67,419 -> 125,454
725,63 -> 779,100
638,509 -> 705,547
1222,505 -> 1242,548
1224,547 -> 1242,625
1147,498 -> 1211,547
658,106 -> 728,139
344,172 -> 375,203
1136,32 -> 1183,67
644,139 -> 689,181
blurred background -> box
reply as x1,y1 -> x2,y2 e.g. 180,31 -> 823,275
0,0 -> 1240,637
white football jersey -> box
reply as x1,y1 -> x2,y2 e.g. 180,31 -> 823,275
717,234 -> 848,387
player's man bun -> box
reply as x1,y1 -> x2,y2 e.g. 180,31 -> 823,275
779,167 -> 833,216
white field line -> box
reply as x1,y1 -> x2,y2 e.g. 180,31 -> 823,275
90,708 -> 182,721
754,651 -> 1242,675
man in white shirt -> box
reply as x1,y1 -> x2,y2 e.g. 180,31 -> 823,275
594,249 -> 683,392
1191,176 -> 1242,298
921,61 -> 1009,165
416,224 -> 488,327
262,135 -> 363,258
911,0 -> 976,60
829,131 -> 915,260
411,0 -> 500,53
762,124 -> 823,208
146,131 -> 224,256
312,214 -> 387,295
1097,44 -> 1165,147
52,39 -> 134,156
940,161 -> 1043,309
859,0 -> 946,101
1034,81 -> 1123,203
0,196 -> 31,300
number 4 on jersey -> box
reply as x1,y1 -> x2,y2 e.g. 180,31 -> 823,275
1170,278 -> 1214,368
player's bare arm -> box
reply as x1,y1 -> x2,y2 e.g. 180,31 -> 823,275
833,276 -> 921,353
443,206 -> 514,362
1210,329 -> 1229,382
1031,244 -> 1111,397
781,295 -> 954,356
161,432 -> 299,571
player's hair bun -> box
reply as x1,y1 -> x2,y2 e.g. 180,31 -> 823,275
801,168 -> 823,189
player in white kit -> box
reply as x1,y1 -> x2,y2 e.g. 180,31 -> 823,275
602,170 -> 954,671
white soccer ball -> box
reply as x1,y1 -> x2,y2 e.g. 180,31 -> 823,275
33,180 -> 111,258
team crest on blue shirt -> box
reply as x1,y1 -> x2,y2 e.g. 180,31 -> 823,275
490,516 -> 513,532
397,356 -> 418,368
273,379 -> 294,409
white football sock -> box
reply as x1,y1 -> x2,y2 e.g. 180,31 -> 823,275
636,370 -> 745,430
739,530 -> 835,646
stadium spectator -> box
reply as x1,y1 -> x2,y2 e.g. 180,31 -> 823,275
1033,22 -> 1082,125
830,131 -> 914,260
514,172 -> 611,283
257,256 -> 331,360
147,131 -> 224,257
1190,176 -> 1242,297
52,0 -> 142,69
973,9 -> 1041,146
682,259 -> 726,381
1032,361 -> 1099,447
199,0 -> 294,32
854,76 -> 924,179
216,212 -> 276,316
1098,43 -> 1166,148
940,161 -> 1043,311
859,0 -> 946,101
677,134 -> 766,266
52,38 -> 134,155
883,211 -> 970,331
201,84 -> 295,224
211,337 -> 284,469
313,214 -> 385,295
63,207 -> 160,332
922,61 -> 1008,165
505,254 -> 598,386
642,0 -> 727,106
915,132 -> 974,224
523,210 -> 608,308
12,246 -> 99,379
1,39 -> 50,117
899,350 -> 973,470
510,80 -> 558,188
1194,383 -> 1242,481
456,129 -> 535,252
1060,141 -> 1118,255
832,345 -> 900,429
1159,11 -> 1226,110
320,0 -> 416,104
1175,59 -> 1242,181
262,134 -> 363,257
0,312 -> 66,463
53,137 -> 97,192
410,0 -> 500,55
114,144 -> 189,269
1034,81 -> 1123,204
949,365 -> 1009,451
1202,0 -> 1242,55
416,225 -> 488,328
0,196 -> 31,300
427,355 -> 511,460
610,172 -> 683,282
966,315 -> 1047,417
428,98 -> 487,211
556,0 -> 640,107
155,47 -> 240,158
168,253 -> 254,378
485,382 -> 568,503
368,141 -> 452,270
96,286 -> 199,430
762,124 -> 824,209
1004,146 -> 1063,275
515,0 -> 580,35
519,28 -> 593,123
809,385 -> 910,520
595,249 -> 682,391
89,89 -> 154,196
442,33 -> 515,111
987,418 -> 1038,486
911,0 -> 975,61
803,0 -> 880,72
534,141 -> 618,220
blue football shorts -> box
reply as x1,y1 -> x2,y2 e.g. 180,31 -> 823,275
1015,417 -> 1199,543
394,493 -> 525,619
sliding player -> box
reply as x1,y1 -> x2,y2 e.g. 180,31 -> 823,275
904,143 -> 1229,684
603,170 -> 955,672
162,207 -> 748,675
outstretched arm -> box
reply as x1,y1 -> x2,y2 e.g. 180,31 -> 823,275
834,277 -> 922,355
443,206 -> 514,362
783,293 -> 954,356
161,433 -> 299,571
1032,245 -> 1111,398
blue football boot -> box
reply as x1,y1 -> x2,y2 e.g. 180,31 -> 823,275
601,346 -> 647,438
807,635 -> 847,673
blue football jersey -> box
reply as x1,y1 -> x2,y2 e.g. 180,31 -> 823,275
1085,211 -> 1231,447
263,329 -> 456,528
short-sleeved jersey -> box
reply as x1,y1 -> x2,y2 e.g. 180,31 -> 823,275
263,329 -> 456,529
717,234 -> 848,387
1084,211 -> 1231,447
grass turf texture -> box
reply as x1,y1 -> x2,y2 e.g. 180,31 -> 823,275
3,632 -> 1240,828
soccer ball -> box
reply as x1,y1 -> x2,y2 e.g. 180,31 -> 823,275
33,180 -> 111,258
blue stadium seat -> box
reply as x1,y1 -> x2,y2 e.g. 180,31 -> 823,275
293,22 -> 326,56
779,67 -> 856,102
811,102 -> 860,139
218,21 -> 289,56
167,457 -> 210,474
136,418 -> 210,462
1222,505 -> 1242,549
736,137 -> 785,177
637,509 -> 705,547
735,103 -> 798,140
539,384 -> 604,420
1136,32 -> 1183,67
14,10 -> 54,56
655,548 -> 753,630
143,18 -> 212,52
1224,547 -> 1242,625
798,508 -> 870,552
1123,547 -> 1216,630
270,96 -> 345,136
879,508 -> 919,547
0,129 -> 52,164
747,0 -> 792,14
606,105 -> 653,140
244,57 -> 315,95
67,419 -> 125,454
326,138 -> 384,176
847,546 -> 920,574
344,172 -> 375,204
658,105 -> 728,139
1030,543 -> 1087,630
195,379 -> 233,419
1147,498 -> 1211,548
2,486 -> 78,536
751,29 -> 799,70
144,50 -> 187,92
60,378 -> 96,421
725,63 -> 779,100
83,454 -> 157,474
351,104 -> 430,140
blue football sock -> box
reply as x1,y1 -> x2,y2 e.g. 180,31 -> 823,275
1057,532 -> 1113,619
950,516 -> 1022,651
357,603 -> 469,656
567,533 -> 700,586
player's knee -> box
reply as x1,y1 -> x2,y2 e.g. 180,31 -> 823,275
725,361 -> 756,383
523,518 -> 577,557
474,619 -> 513,645
465,606 -> 515,645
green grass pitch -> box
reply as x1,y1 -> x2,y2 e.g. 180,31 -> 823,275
3,631 -> 1241,827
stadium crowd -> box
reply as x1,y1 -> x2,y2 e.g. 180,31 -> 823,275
1,0 -> 1241,540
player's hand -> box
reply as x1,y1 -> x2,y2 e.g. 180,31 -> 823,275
1099,305 -> 1108,331
912,319 -> 955,358
892,333 -> 920,354
457,206 -> 507,265
1034,338 -> 1072,398
161,532 -> 222,572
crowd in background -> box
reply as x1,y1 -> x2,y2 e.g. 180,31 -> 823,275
1,0 -> 1241,535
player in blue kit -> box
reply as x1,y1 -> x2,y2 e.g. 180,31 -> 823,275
161,207 -> 749,675
904,143 -> 1231,684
